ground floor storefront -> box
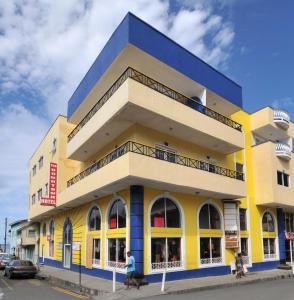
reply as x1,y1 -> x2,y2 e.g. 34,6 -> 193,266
37,186 -> 283,282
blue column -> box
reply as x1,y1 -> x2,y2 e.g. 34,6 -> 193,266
277,208 -> 285,263
130,185 -> 144,274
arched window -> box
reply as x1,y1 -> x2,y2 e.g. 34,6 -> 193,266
88,206 -> 101,231
150,197 -> 182,271
262,211 -> 276,260
49,220 -> 54,257
199,203 -> 222,265
151,198 -> 180,228
42,223 -> 46,236
199,204 -> 221,229
262,212 -> 275,232
108,199 -> 126,229
64,219 -> 72,245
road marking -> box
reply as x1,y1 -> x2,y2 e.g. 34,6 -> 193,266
52,287 -> 89,299
0,279 -> 12,291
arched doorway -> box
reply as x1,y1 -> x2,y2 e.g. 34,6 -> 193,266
63,218 -> 72,269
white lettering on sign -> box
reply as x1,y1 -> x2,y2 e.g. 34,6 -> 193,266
41,162 -> 58,206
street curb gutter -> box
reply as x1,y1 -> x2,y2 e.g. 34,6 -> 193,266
36,273 -> 109,297
166,273 -> 294,296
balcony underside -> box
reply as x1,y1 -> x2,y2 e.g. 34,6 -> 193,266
67,78 -> 244,161
31,152 -> 246,220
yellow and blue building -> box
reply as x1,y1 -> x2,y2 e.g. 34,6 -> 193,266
28,13 -> 294,282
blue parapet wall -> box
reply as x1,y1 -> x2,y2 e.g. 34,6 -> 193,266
40,258 -> 279,283
67,12 -> 242,119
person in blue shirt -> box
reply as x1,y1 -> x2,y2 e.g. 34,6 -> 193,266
125,251 -> 139,289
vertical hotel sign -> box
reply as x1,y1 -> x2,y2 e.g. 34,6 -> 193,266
40,163 -> 57,206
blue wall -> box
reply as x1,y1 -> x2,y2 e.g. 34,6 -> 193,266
67,12 -> 242,119
41,258 -> 279,283
277,208 -> 286,262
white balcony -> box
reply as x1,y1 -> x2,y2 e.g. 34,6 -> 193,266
276,143 -> 292,161
273,109 -> 290,129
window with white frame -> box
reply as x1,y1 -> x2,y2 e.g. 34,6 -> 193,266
32,194 -> 36,205
92,239 -> 100,266
277,171 -> 290,187
240,238 -> 249,265
108,199 -> 126,229
49,220 -> 54,258
239,208 -> 247,231
262,212 -> 276,260
108,238 -> 126,268
32,165 -> 37,176
38,156 -> 44,169
37,189 -> 42,201
199,204 -> 223,265
150,197 -> 182,270
88,206 -> 101,231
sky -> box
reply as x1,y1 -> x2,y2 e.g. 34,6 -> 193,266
0,0 -> 293,242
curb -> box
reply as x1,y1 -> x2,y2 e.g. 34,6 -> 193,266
36,273 -> 109,297
166,273 -> 294,296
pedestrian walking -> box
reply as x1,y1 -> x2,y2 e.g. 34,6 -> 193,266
235,252 -> 244,279
125,251 -> 140,289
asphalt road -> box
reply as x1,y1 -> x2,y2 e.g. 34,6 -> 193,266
0,274 -> 89,300
144,278 -> 294,300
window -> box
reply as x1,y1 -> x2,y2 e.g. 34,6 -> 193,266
52,138 -> 57,153
235,163 -> 244,180
28,230 -> 35,238
92,239 -> 100,265
277,171 -> 290,187
32,165 -> 37,176
240,238 -> 248,257
262,212 -> 275,232
200,237 -> 222,264
199,204 -> 221,230
45,183 -> 48,196
151,238 -> 181,269
42,223 -> 46,236
263,238 -> 276,258
88,206 -> 101,231
285,213 -> 294,233
63,219 -> 72,244
151,198 -> 180,228
108,200 -> 126,229
239,208 -> 247,231
49,220 -> 54,258
37,189 -> 42,201
155,144 -> 176,163
32,194 -> 36,205
38,156 -> 44,169
108,238 -> 126,263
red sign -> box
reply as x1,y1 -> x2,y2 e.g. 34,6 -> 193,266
47,235 -> 51,241
41,163 -> 58,207
285,232 -> 294,240
154,216 -> 165,227
110,218 -> 117,229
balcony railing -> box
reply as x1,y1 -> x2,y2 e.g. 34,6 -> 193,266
67,67 -> 242,142
276,143 -> 292,160
67,141 -> 244,187
151,261 -> 182,270
273,109 -> 290,129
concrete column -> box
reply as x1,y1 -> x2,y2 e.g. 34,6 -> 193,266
277,208 -> 286,263
130,185 -> 144,274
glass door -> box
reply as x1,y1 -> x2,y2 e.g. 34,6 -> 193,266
64,244 -> 71,268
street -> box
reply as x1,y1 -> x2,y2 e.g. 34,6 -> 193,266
0,275 -> 88,300
144,278 -> 294,300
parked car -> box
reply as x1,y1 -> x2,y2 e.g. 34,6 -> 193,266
4,260 -> 38,279
0,254 -> 13,270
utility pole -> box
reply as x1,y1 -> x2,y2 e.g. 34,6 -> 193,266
4,218 -> 7,253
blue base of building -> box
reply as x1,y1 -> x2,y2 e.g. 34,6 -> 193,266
40,258 -> 280,283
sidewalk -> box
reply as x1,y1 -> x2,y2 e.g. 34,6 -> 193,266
37,265 -> 293,300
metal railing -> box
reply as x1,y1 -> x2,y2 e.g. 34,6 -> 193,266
200,257 -> 223,265
276,143 -> 292,160
151,261 -> 182,270
264,253 -> 277,260
106,261 -> 125,269
273,109 -> 290,124
67,141 -> 244,187
67,68 -> 242,142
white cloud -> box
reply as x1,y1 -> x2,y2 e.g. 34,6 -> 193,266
0,0 -> 236,228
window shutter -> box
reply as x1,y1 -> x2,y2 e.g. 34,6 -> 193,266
85,235 -> 93,269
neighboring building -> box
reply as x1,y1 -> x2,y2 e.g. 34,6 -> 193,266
0,244 -> 10,254
17,222 -> 39,263
9,219 -> 27,256
27,13 -> 294,282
